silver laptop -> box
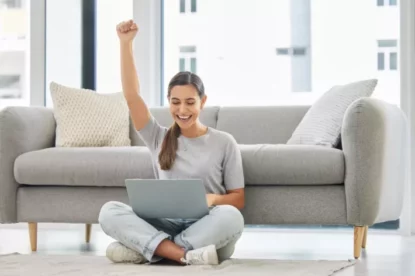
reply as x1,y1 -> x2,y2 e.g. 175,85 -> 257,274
125,179 -> 209,219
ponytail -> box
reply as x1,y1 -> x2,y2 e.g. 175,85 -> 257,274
158,122 -> 181,170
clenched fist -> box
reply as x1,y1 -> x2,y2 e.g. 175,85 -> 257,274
116,19 -> 138,43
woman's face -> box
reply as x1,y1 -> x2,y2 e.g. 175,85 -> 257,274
169,84 -> 206,130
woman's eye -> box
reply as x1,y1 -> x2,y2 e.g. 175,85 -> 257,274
187,102 -> 195,105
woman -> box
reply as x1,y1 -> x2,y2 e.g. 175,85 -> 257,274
98,19 -> 245,266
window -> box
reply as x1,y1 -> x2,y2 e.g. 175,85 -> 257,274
179,58 -> 186,71
293,48 -> 306,56
276,48 -> 289,55
377,39 -> 398,72
276,47 -> 307,56
190,57 -> 197,73
180,0 -> 196,13
378,39 -> 397,47
0,0 -> 28,108
191,0 -> 197,12
178,46 -> 197,73
390,52 -> 397,70
389,0 -> 397,6
162,0 -> 400,107
0,0 -> 21,9
0,75 -> 21,99
378,53 -> 385,70
377,0 -> 397,6
95,0 -> 133,93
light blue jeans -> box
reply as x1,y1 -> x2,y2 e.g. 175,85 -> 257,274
98,201 -> 244,263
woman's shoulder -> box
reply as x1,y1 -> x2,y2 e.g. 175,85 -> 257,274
208,128 -> 238,145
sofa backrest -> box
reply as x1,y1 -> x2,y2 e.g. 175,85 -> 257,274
130,105 -> 309,146
130,106 -> 220,146
216,106 -> 309,144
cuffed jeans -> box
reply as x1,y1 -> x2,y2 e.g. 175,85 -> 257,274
98,201 -> 244,263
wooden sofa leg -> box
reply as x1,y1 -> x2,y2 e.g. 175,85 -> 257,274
86,224 -> 92,243
28,222 -> 37,252
362,226 -> 368,249
354,226 -> 365,259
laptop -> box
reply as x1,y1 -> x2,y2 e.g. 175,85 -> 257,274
125,179 -> 210,219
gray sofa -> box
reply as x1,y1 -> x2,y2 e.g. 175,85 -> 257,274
0,97 -> 408,259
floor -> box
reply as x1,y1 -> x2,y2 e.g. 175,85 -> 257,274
0,223 -> 414,276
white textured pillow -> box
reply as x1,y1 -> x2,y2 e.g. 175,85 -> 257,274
287,79 -> 378,147
50,82 -> 131,147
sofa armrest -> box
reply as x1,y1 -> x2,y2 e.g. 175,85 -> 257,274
342,98 -> 408,226
0,106 -> 56,223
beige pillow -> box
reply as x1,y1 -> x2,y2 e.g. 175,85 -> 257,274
50,82 -> 131,147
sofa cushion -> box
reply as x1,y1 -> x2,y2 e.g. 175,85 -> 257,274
14,147 -> 155,187
240,144 -> 344,185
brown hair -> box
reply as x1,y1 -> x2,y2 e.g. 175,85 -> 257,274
158,71 -> 205,170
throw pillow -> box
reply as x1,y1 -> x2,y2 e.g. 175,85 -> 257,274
286,79 -> 378,147
50,82 -> 131,147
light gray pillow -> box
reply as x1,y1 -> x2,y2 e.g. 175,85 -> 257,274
287,79 -> 378,147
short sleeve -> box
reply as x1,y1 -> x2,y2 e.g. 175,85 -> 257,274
223,135 -> 245,190
137,115 -> 168,152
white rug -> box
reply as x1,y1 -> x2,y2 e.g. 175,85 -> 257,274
0,253 -> 355,276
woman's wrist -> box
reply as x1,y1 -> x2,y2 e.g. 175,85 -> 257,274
120,40 -> 133,49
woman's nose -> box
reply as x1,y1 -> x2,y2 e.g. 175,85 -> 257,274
179,105 -> 187,113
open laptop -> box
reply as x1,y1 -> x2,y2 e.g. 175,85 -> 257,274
125,179 -> 209,219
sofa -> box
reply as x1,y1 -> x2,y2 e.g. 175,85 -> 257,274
0,97 -> 408,259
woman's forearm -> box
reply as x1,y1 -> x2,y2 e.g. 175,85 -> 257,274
208,193 -> 245,210
120,41 -> 140,103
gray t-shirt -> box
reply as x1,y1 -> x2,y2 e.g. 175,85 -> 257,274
137,116 -> 244,194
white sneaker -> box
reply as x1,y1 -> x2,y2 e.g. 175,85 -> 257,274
181,244 -> 219,265
106,242 -> 146,264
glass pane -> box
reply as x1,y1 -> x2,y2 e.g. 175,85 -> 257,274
191,0 -> 197,12
190,57 -> 197,73
390,52 -> 397,70
162,0 -> 401,107
389,0 -> 397,6
96,0 -> 133,93
180,46 -> 197,53
293,47 -> 306,56
0,0 -> 29,108
45,0 -> 83,107
378,52 -> 385,70
179,58 -> 186,71
377,0 -> 384,6
378,39 -> 397,47
276,48 -> 290,55
180,0 -> 185,13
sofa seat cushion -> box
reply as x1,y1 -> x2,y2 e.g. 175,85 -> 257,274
14,147 -> 155,187
240,144 -> 344,185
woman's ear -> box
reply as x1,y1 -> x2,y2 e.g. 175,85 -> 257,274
200,95 -> 207,109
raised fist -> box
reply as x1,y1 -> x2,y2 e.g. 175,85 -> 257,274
116,19 -> 138,43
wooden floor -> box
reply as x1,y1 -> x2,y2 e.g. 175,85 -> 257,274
1,223 -> 414,276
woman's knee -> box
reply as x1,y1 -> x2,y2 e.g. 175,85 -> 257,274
213,205 -> 245,234
98,201 -> 130,227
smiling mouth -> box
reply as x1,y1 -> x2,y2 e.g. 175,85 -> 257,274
177,115 -> 192,122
